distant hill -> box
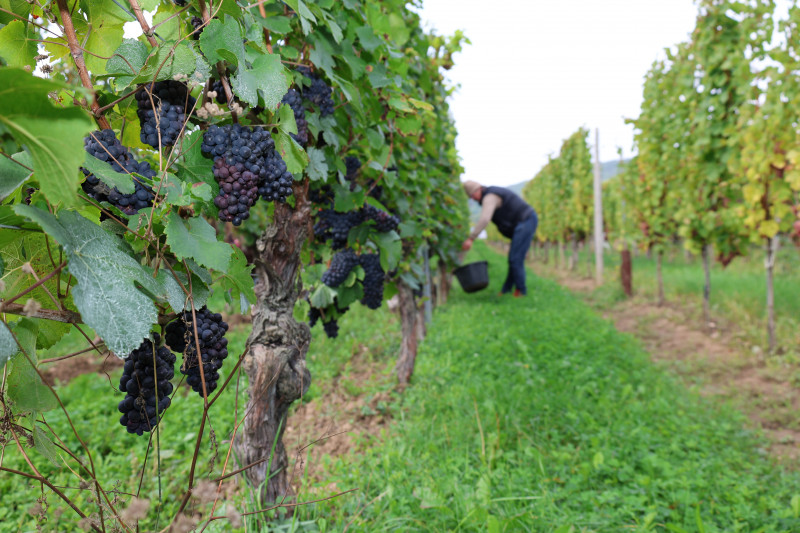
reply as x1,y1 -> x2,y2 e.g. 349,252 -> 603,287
466,159 -> 631,220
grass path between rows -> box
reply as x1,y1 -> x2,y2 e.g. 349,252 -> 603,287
301,241 -> 800,533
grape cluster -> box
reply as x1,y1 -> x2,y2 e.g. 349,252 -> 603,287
208,79 -> 230,105
281,89 -> 308,146
359,253 -> 385,309
308,184 -> 334,207
313,209 -> 365,249
298,67 -> 335,116
165,307 -> 229,396
201,124 -> 292,224
136,81 -> 196,148
82,129 -> 156,215
322,320 -> 339,339
363,204 -> 400,232
117,334 -> 176,436
345,156 -> 361,182
321,248 -> 358,287
190,17 -> 204,39
308,306 -> 321,328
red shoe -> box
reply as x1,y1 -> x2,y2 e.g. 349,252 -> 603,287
513,289 -> 524,298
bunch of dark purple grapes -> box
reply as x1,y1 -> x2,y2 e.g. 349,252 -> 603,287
82,129 -> 156,216
281,88 -> 308,146
308,303 -> 348,339
363,204 -> 400,232
165,307 -> 229,396
321,248 -> 358,287
136,81 -> 196,148
308,184 -> 334,208
201,124 -> 293,225
313,209 -> 366,249
344,156 -> 361,182
359,253 -> 385,309
297,67 -> 335,116
118,334 -> 176,436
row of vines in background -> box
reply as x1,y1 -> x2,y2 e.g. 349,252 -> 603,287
523,0 -> 800,355
0,0 -> 469,530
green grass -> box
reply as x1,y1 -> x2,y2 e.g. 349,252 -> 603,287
0,297 -> 401,532
542,242 -> 800,356
7,242 -> 800,532
296,241 -> 800,532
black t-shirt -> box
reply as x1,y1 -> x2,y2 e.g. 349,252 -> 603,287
481,186 -> 535,239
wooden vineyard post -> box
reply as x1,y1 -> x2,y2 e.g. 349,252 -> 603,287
593,128 -> 604,285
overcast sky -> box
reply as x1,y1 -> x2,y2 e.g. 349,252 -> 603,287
415,1 -> 703,187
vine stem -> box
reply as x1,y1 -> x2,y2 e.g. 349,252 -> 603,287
127,0 -> 158,47
198,0 -> 238,123
55,0 -> 110,130
0,260 -> 67,312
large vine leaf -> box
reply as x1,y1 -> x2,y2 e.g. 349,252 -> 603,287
199,16 -> 247,67
13,206 -> 190,356
81,152 -> 136,194
0,20 -> 37,69
165,212 -> 232,273
6,318 -> 57,414
216,247 -> 255,313
132,41 -> 207,85
0,151 -> 33,201
0,231 -> 72,348
232,53 -> 290,110
0,321 -> 15,371
273,130 -> 308,174
0,70 -> 94,208
105,39 -> 149,88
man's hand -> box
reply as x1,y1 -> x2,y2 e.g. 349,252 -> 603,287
461,238 -> 473,251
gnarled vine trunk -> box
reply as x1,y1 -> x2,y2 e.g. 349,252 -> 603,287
395,282 -> 419,384
234,195 -> 312,506
437,259 -> 451,306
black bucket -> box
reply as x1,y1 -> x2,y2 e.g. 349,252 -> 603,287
453,261 -> 489,293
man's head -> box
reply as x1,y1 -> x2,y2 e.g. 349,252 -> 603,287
463,180 -> 482,201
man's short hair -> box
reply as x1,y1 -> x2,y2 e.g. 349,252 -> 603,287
463,180 -> 481,196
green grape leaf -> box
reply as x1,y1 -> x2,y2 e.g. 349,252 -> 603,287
258,15 -> 292,34
132,41 -> 203,85
152,3 -> 182,42
79,0 -> 128,73
175,130 -> 216,188
309,284 -> 335,308
273,130 -> 308,174
165,212 -> 232,273
0,0 -> 31,25
81,151 -> 136,194
0,321 -> 15,371
0,69 -> 94,208
0,20 -> 37,69
33,424 -> 61,467
0,150 -> 33,201
199,16 -> 246,67
373,230 -> 401,272
215,247 -> 255,312
306,147 -> 328,182
355,25 -> 383,52
278,101 -> 298,135
13,206 -> 182,356
6,318 -> 57,414
284,0 -> 316,22
232,53 -> 290,110
0,232 -> 72,350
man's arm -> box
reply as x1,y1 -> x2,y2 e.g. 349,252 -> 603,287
469,193 -> 501,240
462,194 -> 501,250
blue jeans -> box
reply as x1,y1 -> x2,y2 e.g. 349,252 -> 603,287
501,213 -> 538,295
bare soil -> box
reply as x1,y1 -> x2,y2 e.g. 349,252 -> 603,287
542,267 -> 800,464
41,349 -> 124,387
282,347 -> 399,494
